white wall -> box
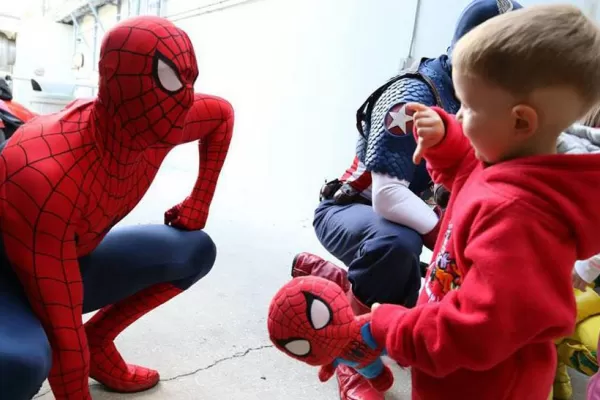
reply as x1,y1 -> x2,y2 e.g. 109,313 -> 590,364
0,14 -> 20,36
165,0 -> 418,223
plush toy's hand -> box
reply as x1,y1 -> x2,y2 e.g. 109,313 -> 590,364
333,313 -> 394,392
164,196 -> 208,230
318,363 -> 336,382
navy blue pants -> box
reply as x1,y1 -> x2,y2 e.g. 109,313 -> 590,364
314,200 -> 423,307
0,224 -> 216,400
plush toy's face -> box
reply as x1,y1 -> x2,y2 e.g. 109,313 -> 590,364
268,277 -> 355,366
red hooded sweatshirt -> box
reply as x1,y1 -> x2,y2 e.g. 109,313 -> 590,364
370,107 -> 600,400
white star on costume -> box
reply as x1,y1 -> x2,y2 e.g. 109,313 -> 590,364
387,104 -> 413,134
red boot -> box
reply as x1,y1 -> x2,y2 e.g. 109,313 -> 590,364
84,282 -> 184,392
336,364 -> 386,400
291,252 -> 351,292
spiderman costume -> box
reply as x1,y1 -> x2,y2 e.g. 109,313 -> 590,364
0,16 -> 233,400
268,276 -> 393,392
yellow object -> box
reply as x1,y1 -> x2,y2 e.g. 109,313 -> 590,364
575,287 -> 600,322
552,362 -> 572,400
554,287 -> 600,399
556,288 -> 600,375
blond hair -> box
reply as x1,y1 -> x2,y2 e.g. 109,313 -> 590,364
452,4 -> 600,112
581,103 -> 600,127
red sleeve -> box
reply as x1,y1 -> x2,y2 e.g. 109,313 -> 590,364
417,107 -> 478,190
169,94 -> 233,230
370,201 -> 576,377
186,95 -> 233,213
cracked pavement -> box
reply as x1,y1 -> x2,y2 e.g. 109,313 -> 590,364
33,345 -> 277,399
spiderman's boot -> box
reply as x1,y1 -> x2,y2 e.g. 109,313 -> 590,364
291,253 -> 385,400
84,282 -> 183,392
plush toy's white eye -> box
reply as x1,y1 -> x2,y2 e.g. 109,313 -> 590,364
283,339 -> 311,357
154,53 -> 183,93
304,292 -> 332,330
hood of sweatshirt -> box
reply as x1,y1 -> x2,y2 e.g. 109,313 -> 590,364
483,152 -> 600,261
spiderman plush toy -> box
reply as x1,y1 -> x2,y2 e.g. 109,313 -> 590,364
0,16 -> 233,400
268,276 -> 394,392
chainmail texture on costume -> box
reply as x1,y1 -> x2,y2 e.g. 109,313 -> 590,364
357,76 -> 435,184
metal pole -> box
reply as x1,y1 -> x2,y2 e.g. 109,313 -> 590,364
87,0 -> 106,33
71,13 -> 92,50
401,0 -> 421,70
116,0 -> 122,21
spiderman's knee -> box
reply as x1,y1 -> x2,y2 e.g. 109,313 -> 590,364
0,336 -> 51,399
220,98 -> 234,122
172,230 -> 216,290
190,230 -> 217,279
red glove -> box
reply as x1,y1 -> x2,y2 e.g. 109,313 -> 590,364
267,276 -> 394,392
164,196 -> 208,230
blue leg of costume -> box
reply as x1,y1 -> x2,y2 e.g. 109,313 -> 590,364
313,200 -> 423,307
0,269 -> 52,400
79,224 -> 216,312
0,224 -> 216,399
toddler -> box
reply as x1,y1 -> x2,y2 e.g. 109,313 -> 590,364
368,5 -> 600,399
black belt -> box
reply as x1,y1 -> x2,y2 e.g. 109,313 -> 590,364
320,179 -> 372,206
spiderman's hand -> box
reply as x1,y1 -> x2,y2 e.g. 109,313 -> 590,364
164,196 -> 208,230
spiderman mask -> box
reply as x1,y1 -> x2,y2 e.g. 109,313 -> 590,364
95,15 -> 199,149
267,276 -> 394,392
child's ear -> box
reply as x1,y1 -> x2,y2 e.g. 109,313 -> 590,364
512,104 -> 538,138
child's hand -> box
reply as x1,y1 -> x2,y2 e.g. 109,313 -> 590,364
572,268 -> 589,291
408,102 -> 445,164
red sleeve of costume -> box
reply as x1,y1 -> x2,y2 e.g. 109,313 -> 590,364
370,201 -> 576,377
415,107 -> 478,190
165,94 -> 234,230
0,144 -> 90,397
188,95 -> 233,218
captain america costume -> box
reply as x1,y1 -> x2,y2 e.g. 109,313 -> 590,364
291,1 -> 522,399
0,16 -> 233,399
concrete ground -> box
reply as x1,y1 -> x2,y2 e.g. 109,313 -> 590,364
31,146 -> 590,400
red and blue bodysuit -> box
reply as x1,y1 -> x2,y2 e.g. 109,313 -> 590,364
0,16 -> 233,399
